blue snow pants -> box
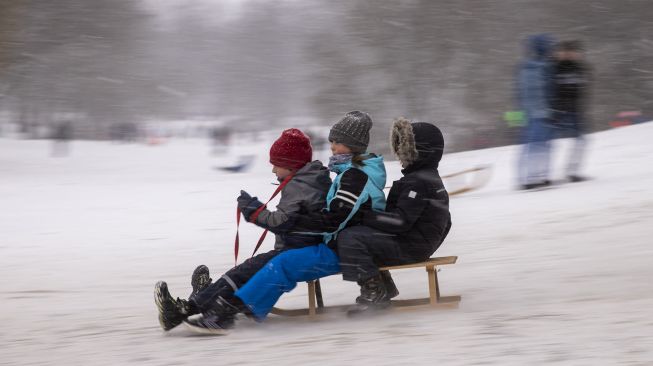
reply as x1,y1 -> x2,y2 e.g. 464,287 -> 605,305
234,243 -> 340,320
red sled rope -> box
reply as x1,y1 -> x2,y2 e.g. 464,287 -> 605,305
233,173 -> 295,265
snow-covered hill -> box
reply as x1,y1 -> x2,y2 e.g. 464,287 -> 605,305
2,123 -> 652,365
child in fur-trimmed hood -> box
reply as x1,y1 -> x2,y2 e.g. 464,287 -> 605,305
336,117 -> 452,314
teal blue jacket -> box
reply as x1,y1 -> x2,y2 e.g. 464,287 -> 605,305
295,154 -> 387,244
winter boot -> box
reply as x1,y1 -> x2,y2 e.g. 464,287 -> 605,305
189,264 -> 212,299
183,296 -> 240,335
347,274 -> 391,317
354,271 -> 399,304
568,175 -> 588,183
380,270 -> 399,300
154,281 -> 193,331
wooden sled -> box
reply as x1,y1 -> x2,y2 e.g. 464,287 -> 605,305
442,165 -> 492,196
214,154 -> 256,173
383,166 -> 492,196
270,256 -> 461,319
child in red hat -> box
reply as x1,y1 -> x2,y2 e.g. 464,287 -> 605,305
154,128 -> 332,331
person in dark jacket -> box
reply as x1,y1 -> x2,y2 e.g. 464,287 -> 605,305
154,128 -> 332,331
551,40 -> 591,182
516,33 -> 556,189
337,117 -> 452,313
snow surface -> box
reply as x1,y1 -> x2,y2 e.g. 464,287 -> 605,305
2,123 -> 653,365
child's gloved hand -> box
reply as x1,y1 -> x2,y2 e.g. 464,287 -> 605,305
237,190 -> 264,221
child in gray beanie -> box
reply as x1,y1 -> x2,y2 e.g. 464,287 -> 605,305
328,111 -> 373,154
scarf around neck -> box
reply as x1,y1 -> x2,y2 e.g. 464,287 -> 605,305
328,153 -> 353,173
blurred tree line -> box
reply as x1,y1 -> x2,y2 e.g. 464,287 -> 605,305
1,0 -> 651,152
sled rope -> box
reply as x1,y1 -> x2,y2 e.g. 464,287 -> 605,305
233,173 -> 295,265
234,207 -> 241,266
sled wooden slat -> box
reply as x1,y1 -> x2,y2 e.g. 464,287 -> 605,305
307,280 -> 317,317
442,165 -> 492,196
441,166 -> 487,179
270,256 -> 461,319
380,256 -> 457,271
448,186 -> 476,196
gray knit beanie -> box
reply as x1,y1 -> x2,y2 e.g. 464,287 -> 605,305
328,111 -> 373,153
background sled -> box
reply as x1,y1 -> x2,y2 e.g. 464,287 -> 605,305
214,154 -> 256,173
442,165 -> 492,196
270,256 -> 460,319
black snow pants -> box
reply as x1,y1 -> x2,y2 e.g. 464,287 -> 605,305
191,249 -> 282,312
336,226 -> 431,283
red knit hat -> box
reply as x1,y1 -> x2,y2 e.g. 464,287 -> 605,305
269,128 -> 313,170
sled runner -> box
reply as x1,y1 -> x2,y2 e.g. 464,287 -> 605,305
270,256 -> 460,319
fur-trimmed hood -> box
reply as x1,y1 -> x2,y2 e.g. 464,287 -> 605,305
391,118 -> 444,172
391,118 -> 419,168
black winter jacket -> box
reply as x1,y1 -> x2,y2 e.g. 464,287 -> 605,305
551,60 -> 590,113
363,166 -> 451,260
362,121 -> 451,260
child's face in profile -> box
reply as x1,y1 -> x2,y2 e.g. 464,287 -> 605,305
330,141 -> 352,155
272,165 -> 294,180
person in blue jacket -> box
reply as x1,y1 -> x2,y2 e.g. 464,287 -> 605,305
516,33 -> 556,190
184,111 -> 388,334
